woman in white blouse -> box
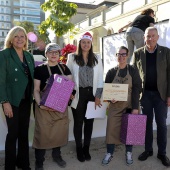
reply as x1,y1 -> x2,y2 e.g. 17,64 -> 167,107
66,32 -> 103,162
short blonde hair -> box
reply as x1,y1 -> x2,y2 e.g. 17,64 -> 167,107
4,26 -> 28,50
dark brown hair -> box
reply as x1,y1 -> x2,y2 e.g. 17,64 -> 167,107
116,46 -> 129,54
74,40 -> 98,67
141,8 -> 154,15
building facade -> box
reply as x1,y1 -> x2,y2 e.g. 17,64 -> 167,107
61,0 -> 170,54
0,0 -> 45,47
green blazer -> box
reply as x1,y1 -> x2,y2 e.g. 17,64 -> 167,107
0,48 -> 34,107
133,44 -> 170,101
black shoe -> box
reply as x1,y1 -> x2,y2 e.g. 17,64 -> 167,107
138,151 -> 153,161
76,147 -> 85,162
83,146 -> 91,161
53,155 -> 66,168
157,154 -> 170,167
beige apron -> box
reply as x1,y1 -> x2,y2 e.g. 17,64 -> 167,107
32,64 -> 69,149
106,65 -> 132,144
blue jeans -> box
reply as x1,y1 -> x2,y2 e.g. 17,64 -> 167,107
107,144 -> 133,155
141,90 -> 168,155
125,27 -> 144,63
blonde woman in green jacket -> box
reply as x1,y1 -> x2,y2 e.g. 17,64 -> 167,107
0,26 -> 34,170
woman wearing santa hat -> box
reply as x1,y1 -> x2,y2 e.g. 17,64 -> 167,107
66,32 -> 103,162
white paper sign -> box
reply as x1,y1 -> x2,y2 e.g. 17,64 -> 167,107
103,83 -> 129,101
85,101 -> 109,119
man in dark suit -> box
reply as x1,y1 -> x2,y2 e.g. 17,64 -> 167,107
133,27 -> 170,167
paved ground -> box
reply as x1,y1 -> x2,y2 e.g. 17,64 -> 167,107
0,126 -> 170,170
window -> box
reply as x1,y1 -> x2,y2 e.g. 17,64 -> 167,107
25,1 -> 39,9
25,10 -> 40,15
26,17 -> 40,23
1,16 -> 4,21
6,23 -> 9,28
6,8 -> 10,14
6,16 -> 9,21
2,31 -> 4,36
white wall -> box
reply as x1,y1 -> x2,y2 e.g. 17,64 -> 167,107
0,20 -> 170,151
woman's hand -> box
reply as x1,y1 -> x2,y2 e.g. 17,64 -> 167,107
70,94 -> 75,100
131,109 -> 139,114
95,97 -> 102,110
118,28 -> 124,33
3,103 -> 13,118
111,99 -> 117,103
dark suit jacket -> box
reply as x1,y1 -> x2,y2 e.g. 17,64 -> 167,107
133,44 -> 170,101
0,48 -> 34,107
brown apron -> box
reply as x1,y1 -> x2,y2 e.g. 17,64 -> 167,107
106,65 -> 132,144
32,64 -> 69,149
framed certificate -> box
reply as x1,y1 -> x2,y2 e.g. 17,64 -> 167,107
103,83 -> 129,101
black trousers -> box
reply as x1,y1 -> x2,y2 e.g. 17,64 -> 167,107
141,90 -> 168,155
4,99 -> 31,170
35,147 -> 61,167
71,87 -> 95,147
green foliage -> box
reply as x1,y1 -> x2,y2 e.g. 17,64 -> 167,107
70,27 -> 80,39
13,21 -> 34,33
39,0 -> 77,37
13,21 -> 50,43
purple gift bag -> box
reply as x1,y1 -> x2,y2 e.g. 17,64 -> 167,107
120,114 -> 147,145
40,74 -> 75,113
34,61 -> 44,67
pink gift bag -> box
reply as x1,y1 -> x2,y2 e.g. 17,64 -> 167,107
120,114 -> 147,145
40,74 -> 75,113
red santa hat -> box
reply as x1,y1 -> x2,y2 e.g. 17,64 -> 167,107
80,32 -> 93,41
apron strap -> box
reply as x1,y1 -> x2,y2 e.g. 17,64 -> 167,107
47,64 -> 52,76
127,64 -> 129,75
57,64 -> 65,75
115,66 -> 120,76
42,63 -> 65,92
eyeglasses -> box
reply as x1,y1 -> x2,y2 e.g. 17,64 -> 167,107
48,51 -> 60,56
116,53 -> 127,57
